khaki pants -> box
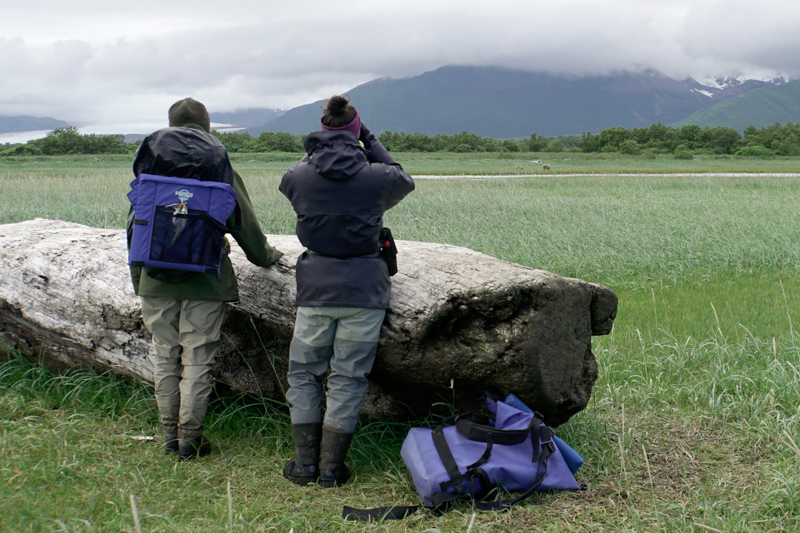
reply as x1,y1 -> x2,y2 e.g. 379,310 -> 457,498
286,306 -> 386,433
140,297 -> 226,439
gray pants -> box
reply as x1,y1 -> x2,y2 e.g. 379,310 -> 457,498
140,297 -> 226,439
286,306 -> 386,433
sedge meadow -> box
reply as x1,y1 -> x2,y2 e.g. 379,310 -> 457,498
1,152 -> 800,532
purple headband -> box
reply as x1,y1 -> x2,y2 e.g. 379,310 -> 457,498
321,106 -> 361,138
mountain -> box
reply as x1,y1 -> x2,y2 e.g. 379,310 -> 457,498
683,76 -> 785,102
0,115 -> 70,134
211,108 -> 285,128
3,69 -> 791,142
672,79 -> 800,131
250,66 -> 741,138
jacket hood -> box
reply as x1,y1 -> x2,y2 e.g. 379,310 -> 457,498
168,97 -> 211,133
304,130 -> 367,179
133,127 -> 233,183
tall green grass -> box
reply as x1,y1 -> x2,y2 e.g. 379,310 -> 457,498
4,150 -> 800,176
5,168 -> 800,292
394,151 -> 800,175
2,158 -> 800,530
390,175 -> 800,285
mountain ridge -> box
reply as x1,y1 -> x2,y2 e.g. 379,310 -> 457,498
2,67 -> 794,141
0,115 -> 70,135
212,108 -> 285,128
249,66 -> 787,138
673,79 -> 800,131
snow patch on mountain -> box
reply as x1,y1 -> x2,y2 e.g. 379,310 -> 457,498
697,75 -> 786,90
693,88 -> 716,98
682,75 -> 786,102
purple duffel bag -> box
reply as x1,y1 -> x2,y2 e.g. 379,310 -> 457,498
400,398 -> 580,510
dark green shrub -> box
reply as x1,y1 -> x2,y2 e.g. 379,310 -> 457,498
735,144 -> 775,157
1,144 -> 44,156
528,133 -> 549,151
674,145 -> 693,160
619,139 -> 641,155
500,139 -> 520,152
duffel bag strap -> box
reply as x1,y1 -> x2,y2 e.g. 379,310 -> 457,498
430,424 -> 476,508
342,505 -> 422,520
533,422 -> 551,463
466,433 -> 494,470
455,417 -> 537,446
433,426 -> 498,508
432,425 -> 464,494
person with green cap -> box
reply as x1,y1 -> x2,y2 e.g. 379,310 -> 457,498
128,97 -> 284,460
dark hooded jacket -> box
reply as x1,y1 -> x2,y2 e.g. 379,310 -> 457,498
128,99 -> 283,301
279,130 -> 414,308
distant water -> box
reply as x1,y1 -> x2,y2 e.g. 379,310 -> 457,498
0,122 -> 242,145
0,130 -> 51,144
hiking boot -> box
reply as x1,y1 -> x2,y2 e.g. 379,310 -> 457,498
178,436 -> 212,461
164,431 -> 179,454
319,427 -> 354,488
283,423 -> 322,486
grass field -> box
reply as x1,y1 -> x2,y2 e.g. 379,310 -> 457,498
1,153 -> 800,531
4,150 -> 800,175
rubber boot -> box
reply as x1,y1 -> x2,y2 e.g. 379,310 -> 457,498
319,427 -> 354,488
164,429 -> 179,454
178,435 -> 212,461
283,423 -> 322,486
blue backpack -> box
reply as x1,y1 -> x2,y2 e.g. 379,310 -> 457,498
127,173 -> 238,278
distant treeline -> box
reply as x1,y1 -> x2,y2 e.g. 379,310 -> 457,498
376,131 -> 576,153
579,123 -> 800,157
3,123 -> 800,157
1,126 -> 135,156
379,123 -> 800,157
211,130 -> 303,153
0,127 -> 304,156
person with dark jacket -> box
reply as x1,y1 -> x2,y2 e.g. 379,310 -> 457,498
279,95 -> 415,487
129,97 -> 283,460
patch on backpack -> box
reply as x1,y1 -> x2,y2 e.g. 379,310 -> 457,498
175,189 -> 193,202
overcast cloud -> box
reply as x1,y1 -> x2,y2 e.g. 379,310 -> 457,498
1,0 -> 799,132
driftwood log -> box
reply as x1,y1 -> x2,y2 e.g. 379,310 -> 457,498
0,218 -> 617,426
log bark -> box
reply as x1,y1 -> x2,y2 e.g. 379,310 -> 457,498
0,218 -> 617,426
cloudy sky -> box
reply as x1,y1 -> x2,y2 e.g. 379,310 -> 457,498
1,0 -> 799,134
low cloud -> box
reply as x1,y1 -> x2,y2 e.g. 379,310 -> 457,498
0,0 -> 796,127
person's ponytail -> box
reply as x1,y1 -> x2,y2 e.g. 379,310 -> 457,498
321,95 -> 357,128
